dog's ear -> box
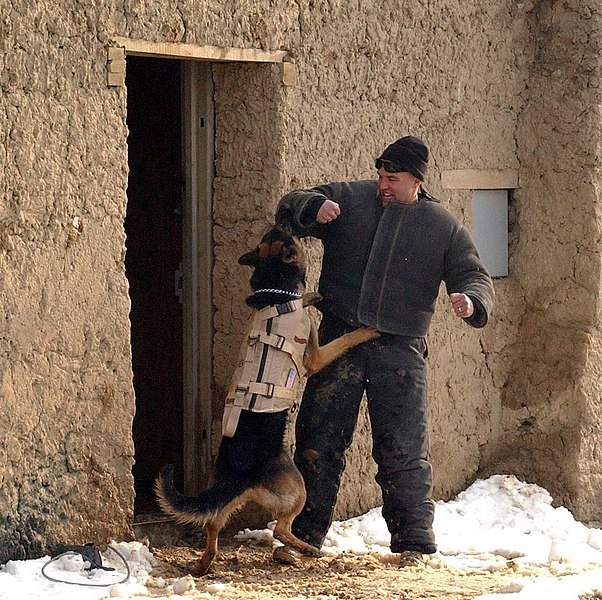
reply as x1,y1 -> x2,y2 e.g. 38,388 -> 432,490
275,205 -> 294,233
281,245 -> 300,264
238,248 -> 260,266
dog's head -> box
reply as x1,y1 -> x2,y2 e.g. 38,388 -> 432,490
239,208 -> 306,296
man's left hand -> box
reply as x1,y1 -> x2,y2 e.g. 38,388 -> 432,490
449,293 -> 474,319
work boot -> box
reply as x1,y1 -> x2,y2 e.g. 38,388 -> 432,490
397,550 -> 425,568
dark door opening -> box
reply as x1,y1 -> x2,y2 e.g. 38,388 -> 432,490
125,56 -> 184,516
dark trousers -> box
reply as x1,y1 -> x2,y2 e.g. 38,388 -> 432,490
292,314 -> 437,554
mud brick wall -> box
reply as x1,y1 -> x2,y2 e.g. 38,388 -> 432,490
1,0 -> 601,561
480,1 -> 602,521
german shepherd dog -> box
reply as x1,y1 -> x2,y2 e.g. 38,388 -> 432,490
155,212 -> 379,575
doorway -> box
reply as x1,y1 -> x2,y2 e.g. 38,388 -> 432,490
125,56 -> 214,516
126,56 -> 184,515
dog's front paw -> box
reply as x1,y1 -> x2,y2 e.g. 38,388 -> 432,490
302,292 -> 322,307
358,326 -> 381,340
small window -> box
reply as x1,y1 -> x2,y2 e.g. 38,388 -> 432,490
471,190 -> 508,278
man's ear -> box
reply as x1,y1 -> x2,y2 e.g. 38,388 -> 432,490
238,248 -> 260,266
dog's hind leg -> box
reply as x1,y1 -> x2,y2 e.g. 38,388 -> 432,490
191,519 -> 220,576
267,464 -> 322,563
273,515 -> 322,557
189,493 -> 252,576
272,508 -> 322,565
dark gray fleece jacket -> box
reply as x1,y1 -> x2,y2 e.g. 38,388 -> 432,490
279,180 -> 494,336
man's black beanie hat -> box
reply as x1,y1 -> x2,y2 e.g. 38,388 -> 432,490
376,135 -> 429,181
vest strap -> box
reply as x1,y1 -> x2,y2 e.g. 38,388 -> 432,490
236,381 -> 297,401
258,298 -> 304,320
248,331 -> 307,377
222,404 -> 243,438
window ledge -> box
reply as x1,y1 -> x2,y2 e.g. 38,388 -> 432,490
441,169 -> 518,190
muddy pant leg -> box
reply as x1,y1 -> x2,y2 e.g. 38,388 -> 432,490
366,336 -> 436,554
292,318 -> 366,548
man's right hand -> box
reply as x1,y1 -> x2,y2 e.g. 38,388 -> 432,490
316,200 -> 341,224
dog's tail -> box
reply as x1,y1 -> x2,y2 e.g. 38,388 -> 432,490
155,464 -> 248,528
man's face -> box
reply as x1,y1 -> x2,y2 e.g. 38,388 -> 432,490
377,168 -> 421,206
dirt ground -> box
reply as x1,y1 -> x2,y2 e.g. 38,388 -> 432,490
147,538 -> 543,600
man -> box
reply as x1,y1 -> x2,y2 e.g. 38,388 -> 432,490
276,135 -> 495,567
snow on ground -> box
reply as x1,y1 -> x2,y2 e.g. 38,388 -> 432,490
0,541 -> 155,599
1,475 -> 601,599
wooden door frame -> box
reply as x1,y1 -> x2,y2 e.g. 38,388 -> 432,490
182,61 -> 214,494
115,38 -> 293,496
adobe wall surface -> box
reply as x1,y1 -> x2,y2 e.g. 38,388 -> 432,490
0,3 -> 136,561
207,1 -> 532,521
1,0 -> 601,561
273,1 -> 531,517
480,1 -> 602,521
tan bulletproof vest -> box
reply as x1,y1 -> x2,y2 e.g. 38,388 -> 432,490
222,298 -> 310,437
